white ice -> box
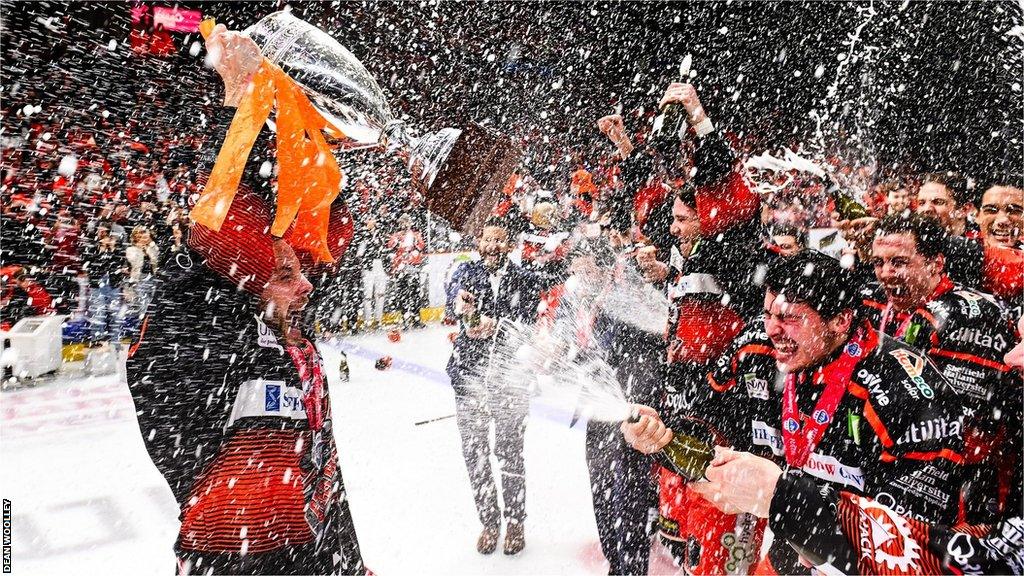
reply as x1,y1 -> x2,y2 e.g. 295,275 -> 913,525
0,326 -> 680,575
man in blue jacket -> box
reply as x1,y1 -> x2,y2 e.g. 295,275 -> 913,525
445,216 -> 541,556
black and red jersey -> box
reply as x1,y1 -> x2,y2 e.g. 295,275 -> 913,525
860,278 -> 1022,523
703,318 -> 974,572
126,254 -> 364,574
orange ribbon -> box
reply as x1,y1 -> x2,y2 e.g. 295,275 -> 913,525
191,19 -> 346,262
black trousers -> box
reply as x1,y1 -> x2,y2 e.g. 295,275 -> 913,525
451,369 -> 530,528
586,419 -> 656,575
389,272 -> 422,322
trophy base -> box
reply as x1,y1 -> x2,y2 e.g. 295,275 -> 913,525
422,122 -> 521,236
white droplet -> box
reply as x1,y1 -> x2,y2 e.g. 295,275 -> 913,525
259,160 -> 273,178
107,39 -> 117,51
814,65 -> 825,78
57,154 -> 78,177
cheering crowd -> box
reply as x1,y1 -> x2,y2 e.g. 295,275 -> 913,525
441,81 -> 1024,574
2,11 -> 1023,576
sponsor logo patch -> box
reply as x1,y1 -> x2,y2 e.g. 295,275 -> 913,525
751,421 -> 865,490
743,373 -> 770,400
889,349 -> 935,399
813,409 -> 831,424
265,384 -> 281,411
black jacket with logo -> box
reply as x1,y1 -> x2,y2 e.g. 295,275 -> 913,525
702,317 -> 973,572
861,279 -> 1022,523
125,247 -> 363,572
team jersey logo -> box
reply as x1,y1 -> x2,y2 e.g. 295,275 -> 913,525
854,496 -> 922,573
846,342 -> 862,357
889,349 -> 935,399
743,373 -> 769,400
783,418 -> 800,432
265,384 -> 281,411
812,409 -> 831,425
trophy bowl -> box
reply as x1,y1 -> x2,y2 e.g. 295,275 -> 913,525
245,10 -> 521,235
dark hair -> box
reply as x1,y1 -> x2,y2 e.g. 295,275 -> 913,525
675,182 -> 697,210
568,237 -> 617,268
769,224 -> 806,246
764,250 -> 860,320
874,213 -> 946,258
482,215 -> 515,237
919,171 -> 970,206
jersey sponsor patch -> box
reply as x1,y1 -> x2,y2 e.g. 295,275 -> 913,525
743,373 -> 769,400
851,495 -> 923,573
945,326 -> 1009,353
255,315 -> 284,354
888,349 -> 935,400
953,290 -> 983,318
751,420 -> 865,490
229,379 -> 307,427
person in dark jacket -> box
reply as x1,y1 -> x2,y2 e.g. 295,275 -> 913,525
80,222 -> 128,346
126,25 -> 364,575
126,191 -> 364,575
556,240 -> 662,575
445,216 -> 541,556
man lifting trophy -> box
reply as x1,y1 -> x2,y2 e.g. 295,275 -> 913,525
196,9 -> 521,260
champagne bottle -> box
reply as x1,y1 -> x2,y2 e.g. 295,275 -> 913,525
462,292 -> 480,328
657,430 -> 715,482
651,56 -> 692,155
628,409 -> 717,482
828,181 -> 870,220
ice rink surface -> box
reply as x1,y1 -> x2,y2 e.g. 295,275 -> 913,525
0,325 -> 681,575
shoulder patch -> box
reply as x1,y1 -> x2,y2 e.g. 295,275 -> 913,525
254,315 -> 284,354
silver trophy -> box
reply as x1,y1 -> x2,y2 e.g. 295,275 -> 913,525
245,10 -> 520,233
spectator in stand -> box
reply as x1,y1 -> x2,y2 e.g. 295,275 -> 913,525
358,216 -> 388,330
0,266 -> 54,329
1,195 -> 47,274
978,183 -> 1024,249
81,223 -> 127,347
42,208 -> 83,313
125,225 -> 160,322
915,171 -> 978,238
164,217 -> 188,264
387,213 -> 426,328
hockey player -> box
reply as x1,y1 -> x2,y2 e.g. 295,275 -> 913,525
623,251 -> 975,573
127,191 -> 364,575
861,213 -> 1021,522
601,82 -> 770,572
126,24 -> 364,575
692,313 -> 1024,574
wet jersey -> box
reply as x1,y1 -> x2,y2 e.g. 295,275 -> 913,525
706,318 -> 973,572
126,257 -> 364,574
861,278 -> 1022,522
